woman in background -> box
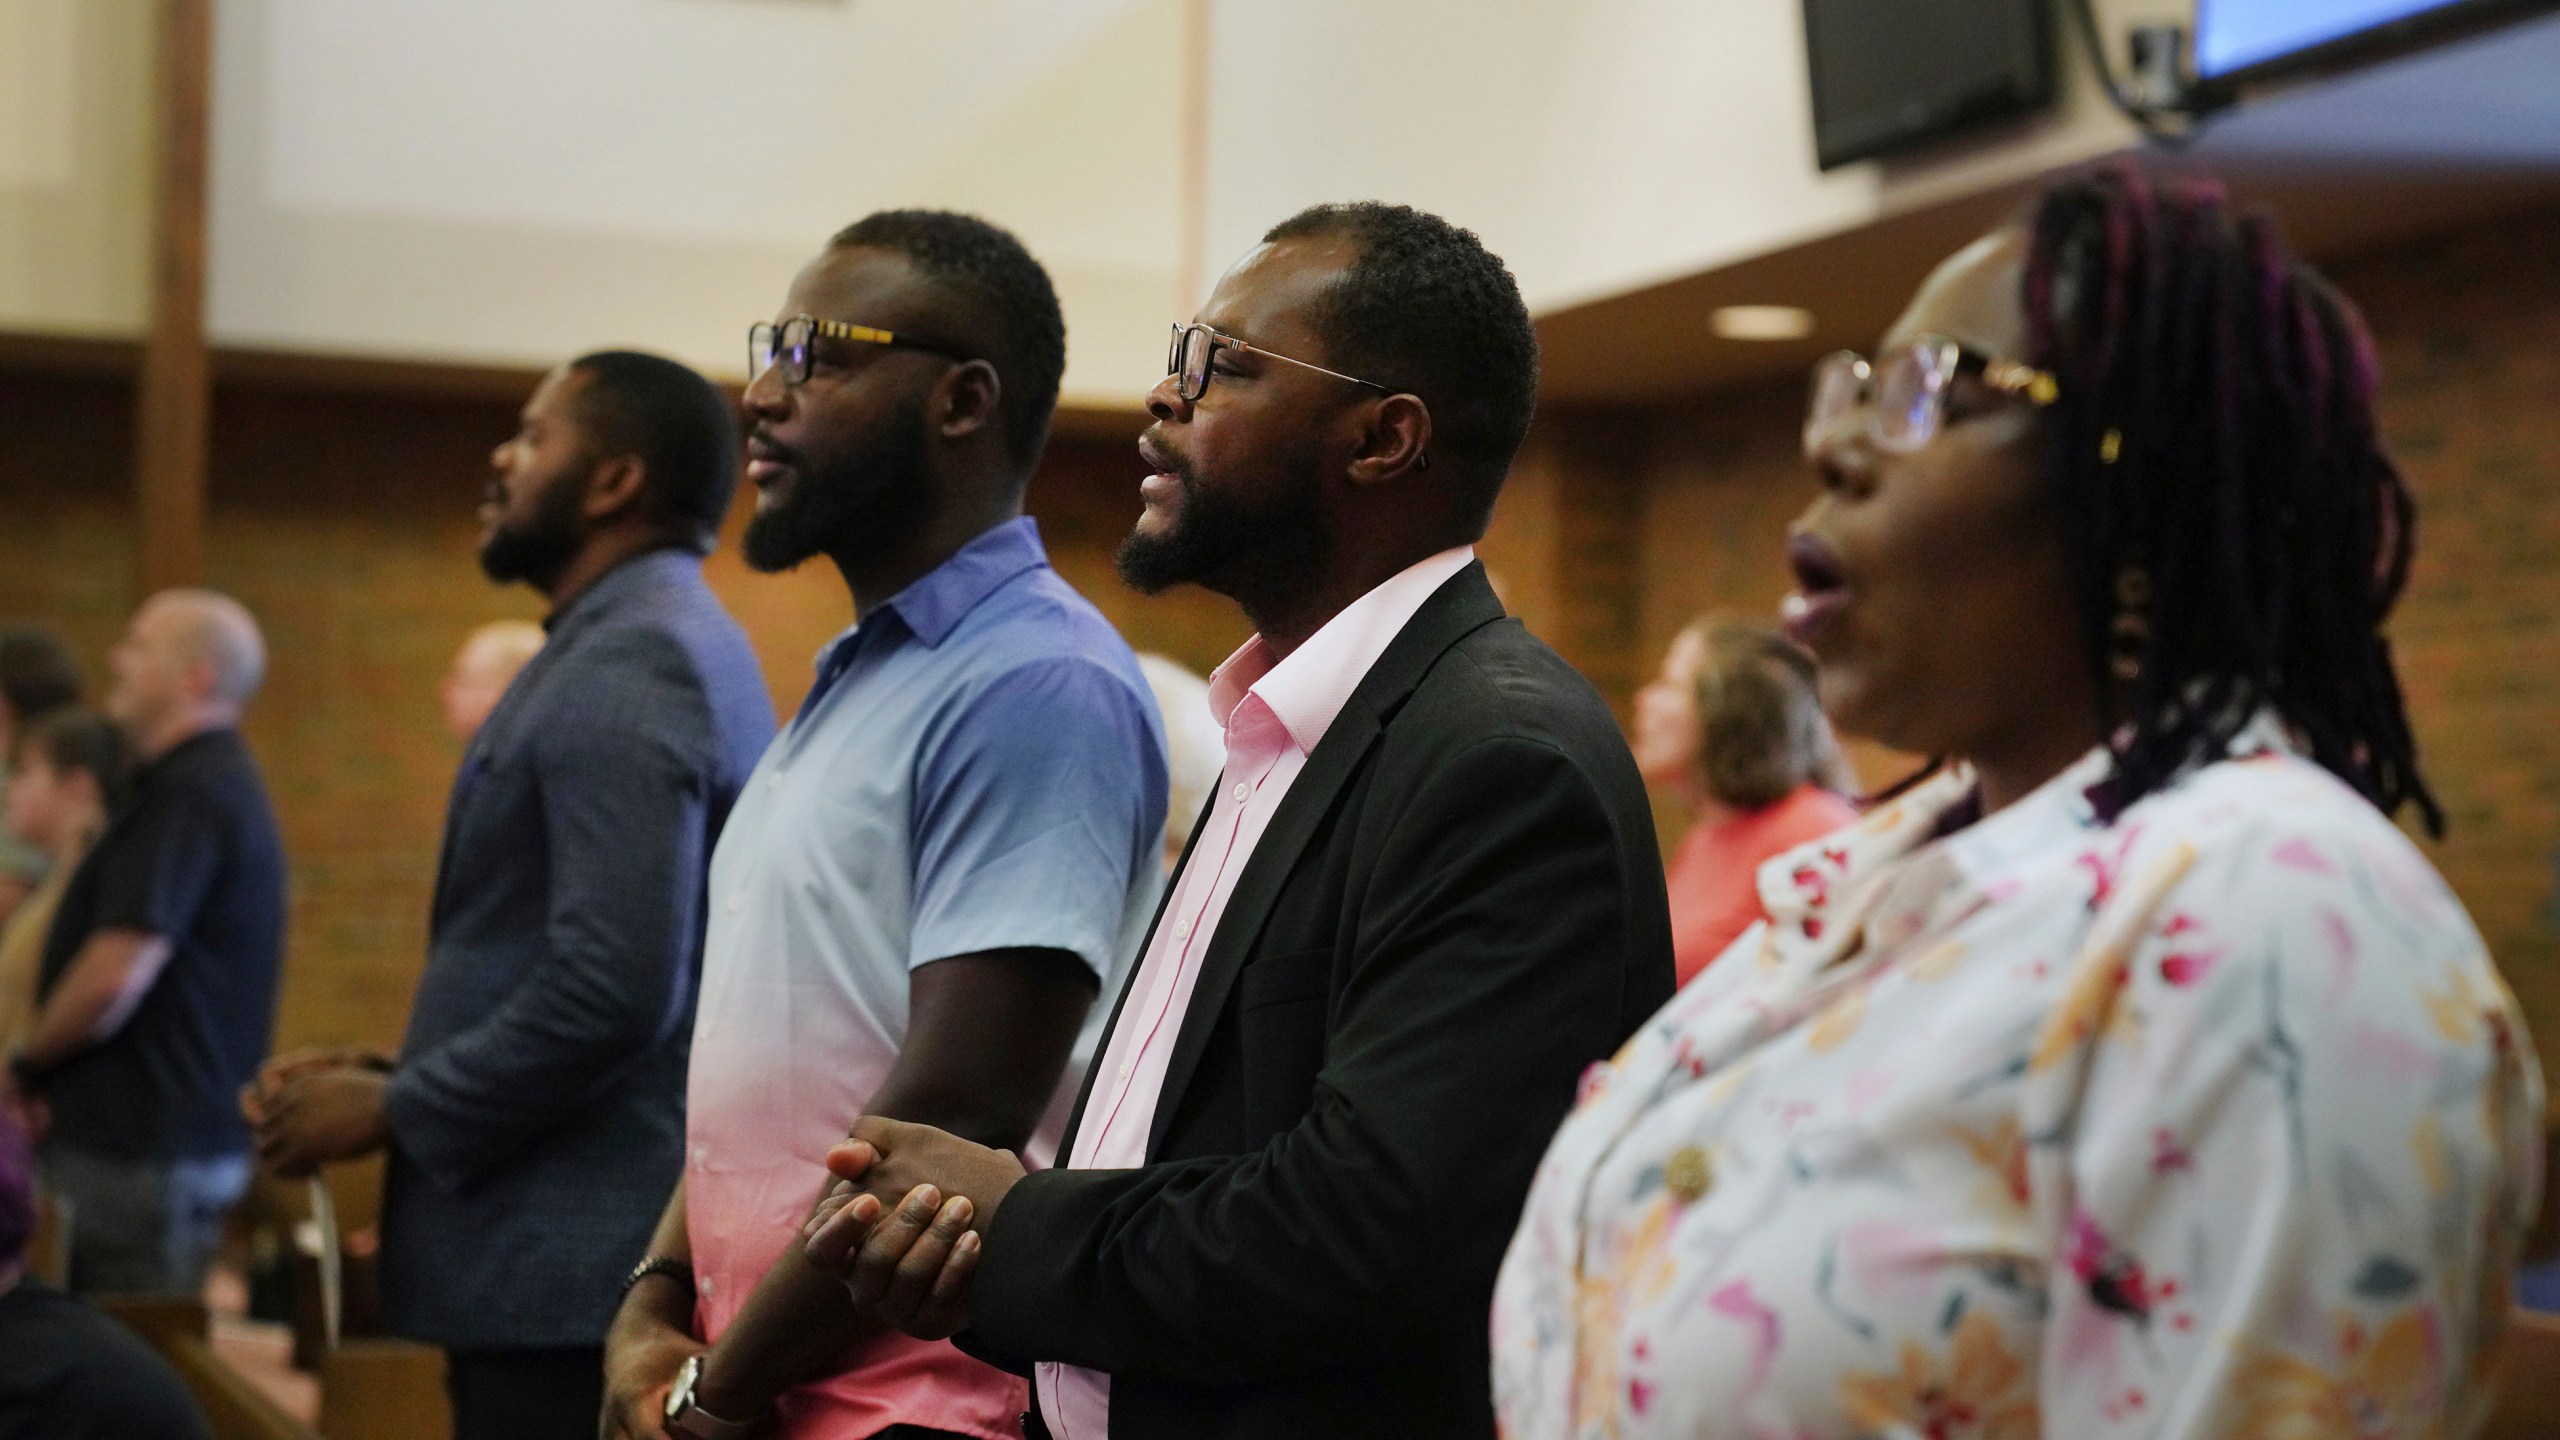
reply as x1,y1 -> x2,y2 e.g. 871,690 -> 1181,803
1494,164 -> 2541,1439
0,709 -> 130,1049
1631,617 -> 1859,986
0,628 -> 84,932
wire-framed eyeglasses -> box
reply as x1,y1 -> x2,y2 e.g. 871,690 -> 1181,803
749,316 -> 973,387
1803,334 -> 2060,455
1166,321 -> 1392,403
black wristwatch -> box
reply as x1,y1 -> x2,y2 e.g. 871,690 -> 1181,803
619,1254 -> 695,1300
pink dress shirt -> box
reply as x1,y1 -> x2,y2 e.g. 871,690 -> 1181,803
1035,545 -> 1478,1440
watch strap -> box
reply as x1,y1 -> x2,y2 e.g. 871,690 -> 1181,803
619,1254 -> 695,1300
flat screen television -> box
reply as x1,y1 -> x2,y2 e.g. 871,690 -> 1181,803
1802,0 -> 2054,170
2194,0 -> 2557,85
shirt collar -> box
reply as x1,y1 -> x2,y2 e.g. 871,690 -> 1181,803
1751,707 -> 2306,977
544,546 -> 697,638
1204,546 -> 1475,757
875,515 -> 1050,650
141,726 -> 236,780
805,516 -> 1050,694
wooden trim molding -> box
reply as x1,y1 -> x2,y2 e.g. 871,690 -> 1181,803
132,0 -> 215,592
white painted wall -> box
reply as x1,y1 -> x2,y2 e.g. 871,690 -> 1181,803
0,0 -> 153,338
205,0 -> 1187,403
1198,0 -> 2149,317
3,0 -> 2174,398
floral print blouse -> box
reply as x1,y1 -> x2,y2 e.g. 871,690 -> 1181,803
1493,722 -> 2543,1440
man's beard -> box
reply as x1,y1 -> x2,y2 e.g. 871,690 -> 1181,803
478,474 -> 585,589
1115,453 -> 1327,597
742,396 -> 932,575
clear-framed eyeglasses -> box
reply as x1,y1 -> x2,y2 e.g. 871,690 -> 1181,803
1166,321 -> 1392,403
748,316 -> 972,387
1803,334 -> 2060,455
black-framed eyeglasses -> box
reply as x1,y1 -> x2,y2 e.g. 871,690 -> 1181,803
748,316 -> 973,387
1803,334 -> 2060,455
1166,321 -> 1392,403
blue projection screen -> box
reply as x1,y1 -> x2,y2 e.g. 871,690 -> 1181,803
2196,0 -> 2472,77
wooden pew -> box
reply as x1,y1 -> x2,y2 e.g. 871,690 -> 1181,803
2486,1308 -> 2560,1440
270,1169 -> 452,1440
94,1294 -> 322,1440
317,1340 -> 453,1440
24,1182 -> 70,1287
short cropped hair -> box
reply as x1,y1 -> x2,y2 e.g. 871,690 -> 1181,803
829,210 -> 1067,463
150,589 -> 266,709
566,351 -> 743,550
1683,617 -> 1840,811
18,707 -> 135,814
0,625 -> 82,725
1262,202 -> 1540,530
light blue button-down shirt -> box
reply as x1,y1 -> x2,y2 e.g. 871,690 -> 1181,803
686,519 -> 1168,1279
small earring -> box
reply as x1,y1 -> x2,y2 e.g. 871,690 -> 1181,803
1416,451 -> 1430,471
2109,564 -> 2152,684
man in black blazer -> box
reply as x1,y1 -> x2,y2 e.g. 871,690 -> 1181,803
804,203 -> 1675,1440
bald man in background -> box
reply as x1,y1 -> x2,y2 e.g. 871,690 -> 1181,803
439,620 -> 545,742
3,590 -> 286,1294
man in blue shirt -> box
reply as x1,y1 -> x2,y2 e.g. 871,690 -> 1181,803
249,351 -> 776,1440
600,212 -> 1165,1440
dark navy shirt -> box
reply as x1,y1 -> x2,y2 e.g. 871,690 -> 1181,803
35,728 -> 286,1162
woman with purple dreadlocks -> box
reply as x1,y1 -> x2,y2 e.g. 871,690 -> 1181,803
1491,163 -> 2543,1440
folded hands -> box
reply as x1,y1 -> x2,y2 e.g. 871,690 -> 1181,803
801,1115 -> 1027,1339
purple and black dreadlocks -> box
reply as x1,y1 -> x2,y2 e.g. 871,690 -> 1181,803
2021,163 -> 2441,833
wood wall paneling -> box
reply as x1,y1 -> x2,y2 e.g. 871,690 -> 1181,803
133,0 -> 213,592
131,0 -> 212,589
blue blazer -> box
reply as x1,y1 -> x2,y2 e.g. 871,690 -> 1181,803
377,550 -> 774,1350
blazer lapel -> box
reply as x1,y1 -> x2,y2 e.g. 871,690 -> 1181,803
425,618 -> 573,933
1143,562 -> 1507,1158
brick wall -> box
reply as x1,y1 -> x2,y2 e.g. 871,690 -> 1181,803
1620,199 -> 2560,1063
2360,202 -> 2560,1048
0,374 -> 1247,1056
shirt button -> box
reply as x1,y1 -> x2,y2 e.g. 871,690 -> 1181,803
698,1276 -> 714,1296
1230,781 -> 1250,804
725,894 -> 743,914
767,773 -> 782,791
1118,1062 -> 1133,1080
1172,916 -> 1192,940
692,1147 -> 709,1164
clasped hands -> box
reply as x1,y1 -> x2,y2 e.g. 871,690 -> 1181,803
800,1116 -> 1025,1339
240,1047 -> 395,1178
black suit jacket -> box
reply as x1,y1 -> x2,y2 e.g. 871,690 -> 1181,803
969,563 -> 1675,1440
